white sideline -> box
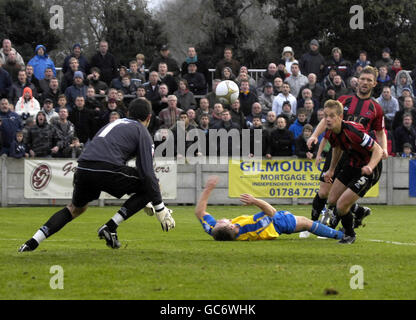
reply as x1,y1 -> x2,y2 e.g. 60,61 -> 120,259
365,239 -> 416,246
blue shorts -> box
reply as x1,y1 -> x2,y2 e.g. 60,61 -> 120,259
273,211 -> 297,234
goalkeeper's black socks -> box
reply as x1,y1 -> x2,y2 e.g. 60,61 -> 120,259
25,207 -> 73,250
42,207 -> 73,237
311,193 -> 327,220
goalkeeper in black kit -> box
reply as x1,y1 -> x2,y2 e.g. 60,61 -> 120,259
19,98 -> 175,252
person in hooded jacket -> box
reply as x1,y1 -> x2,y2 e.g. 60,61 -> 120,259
26,110 -> 58,157
391,70 -> 414,99
27,45 -> 56,80
62,43 -> 90,75
15,87 -> 41,121
9,130 -> 28,159
299,39 -> 325,81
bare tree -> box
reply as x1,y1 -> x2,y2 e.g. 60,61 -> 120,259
155,0 -> 279,67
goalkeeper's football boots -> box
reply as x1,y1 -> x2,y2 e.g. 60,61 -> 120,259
98,225 -> 121,249
18,238 -> 38,252
353,206 -> 371,229
338,234 -> 356,244
18,243 -> 33,252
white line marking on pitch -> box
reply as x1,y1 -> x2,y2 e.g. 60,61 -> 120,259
365,239 -> 416,246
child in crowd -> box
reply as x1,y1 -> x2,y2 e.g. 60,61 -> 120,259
63,137 -> 84,158
399,143 -> 416,158
9,131 -> 28,159
295,124 -> 318,159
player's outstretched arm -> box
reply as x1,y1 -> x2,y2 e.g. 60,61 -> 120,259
375,129 -> 388,159
195,176 -> 219,220
324,146 -> 343,183
307,118 -> 326,149
240,194 -> 276,217
315,137 -> 327,167
362,141 -> 383,175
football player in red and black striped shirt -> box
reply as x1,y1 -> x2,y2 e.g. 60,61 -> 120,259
322,100 -> 383,243
305,66 -> 387,231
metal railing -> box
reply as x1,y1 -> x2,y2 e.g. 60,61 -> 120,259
54,67 -> 267,101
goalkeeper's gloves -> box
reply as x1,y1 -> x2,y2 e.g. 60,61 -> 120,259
144,202 -> 155,216
155,206 -> 175,232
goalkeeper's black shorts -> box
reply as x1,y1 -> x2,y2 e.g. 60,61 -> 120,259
71,160 -> 146,208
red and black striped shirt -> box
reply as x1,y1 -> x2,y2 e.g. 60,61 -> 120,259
325,121 -> 375,168
338,95 -> 384,133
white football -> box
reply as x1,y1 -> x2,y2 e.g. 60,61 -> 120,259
215,80 -> 239,106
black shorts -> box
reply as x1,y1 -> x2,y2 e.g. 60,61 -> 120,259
336,161 -> 383,197
72,161 -> 148,208
319,148 -> 348,183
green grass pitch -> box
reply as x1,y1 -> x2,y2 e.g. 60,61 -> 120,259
0,205 -> 415,300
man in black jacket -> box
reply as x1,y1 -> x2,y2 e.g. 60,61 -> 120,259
210,109 -> 241,157
183,63 -> 207,95
299,39 -> 325,81
9,70 -> 38,105
394,113 -> 416,153
392,96 -> 416,130
239,80 -> 258,116
69,96 -> 95,144
266,115 -> 294,157
89,41 -> 118,85
149,45 -> 180,78
144,71 -> 161,113
181,46 -> 209,84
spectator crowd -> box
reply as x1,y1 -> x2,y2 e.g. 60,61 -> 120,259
1,39 -> 416,160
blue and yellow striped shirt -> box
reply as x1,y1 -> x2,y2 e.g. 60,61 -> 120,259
200,212 -> 280,240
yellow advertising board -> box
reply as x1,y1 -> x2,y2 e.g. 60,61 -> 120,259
228,159 -> 379,198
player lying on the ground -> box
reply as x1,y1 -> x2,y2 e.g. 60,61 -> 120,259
195,176 -> 344,241
18,98 -> 175,252
321,99 -> 383,244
